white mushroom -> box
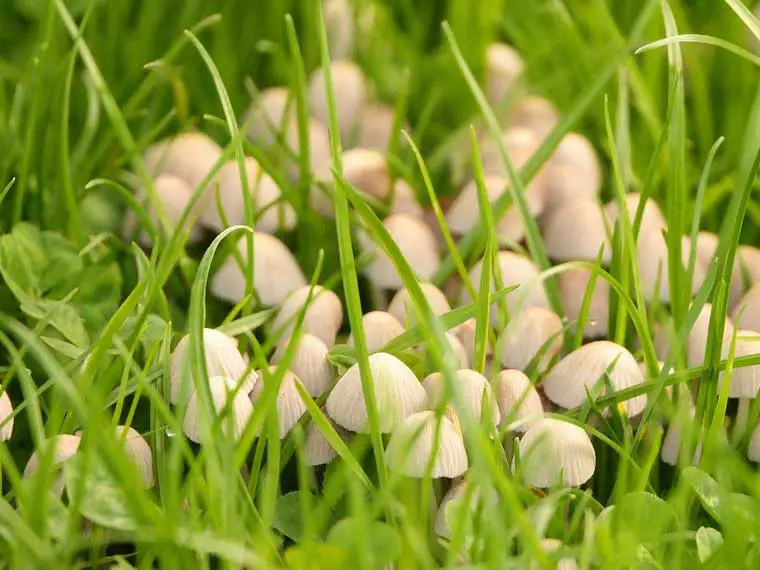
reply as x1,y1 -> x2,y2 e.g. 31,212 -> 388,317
250,367 -> 308,439
144,132 -> 223,198
341,148 -> 391,201
243,87 -> 295,149
499,307 -> 562,373
0,390 -> 13,441
558,267 -> 610,339
485,43 -> 524,105
23,434 -> 82,496
390,179 -> 424,218
358,103 -> 403,151
323,0 -> 354,59
115,425 -> 154,489
387,283 -> 451,330
543,133 -> 601,212
637,230 -> 705,304
604,193 -> 666,237
687,303 -> 734,369
732,283 -> 760,332
739,245 -> 760,285
508,96 -> 560,139
271,285 -> 343,347
308,60 -> 367,143
696,231 -> 743,310
347,311 -> 405,353
271,334 -> 334,397
495,369 -> 543,431
543,199 -> 611,263
423,369 -> 500,426
183,376 -> 254,443
305,415 -> 351,466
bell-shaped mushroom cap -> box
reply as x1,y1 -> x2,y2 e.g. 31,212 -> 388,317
422,369 -> 501,426
323,0 -> 354,59
661,398 -> 701,466
722,330 -> 760,398
307,60 -> 367,143
542,340 -> 646,417
456,318 -> 494,364
444,333 -> 470,369
517,417 -> 596,487
733,283 -> 760,332
341,147 -> 391,201
271,334 -> 334,397
115,425 -> 154,488
558,267 -> 610,339
348,311 -> 404,354
543,133 -> 601,211
210,232 -> 307,306
0,390 -> 13,441
183,376 -> 254,443
480,127 -> 544,181
250,367 -> 308,439
696,231 -> 743,309
687,303 -> 734,368
604,193 -> 666,235
461,251 -> 549,315
358,102 -> 402,151
24,434 -> 82,479
499,307 -> 563,373
170,328 -> 257,405
739,245 -> 760,285
359,213 -> 441,289
388,283 -> 452,329
325,352 -> 427,432
543,199 -> 611,263
202,157 -> 296,233
495,369 -> 544,431
123,174 -> 203,247
637,230 -> 706,304
508,96 -> 560,139
434,479 -> 498,540
243,87 -> 295,148
144,132 -> 223,196
390,179 -> 423,218
485,43 -> 524,104
748,421 -> 760,462
271,285 -> 343,347
305,414 -> 351,466
385,410 -> 468,478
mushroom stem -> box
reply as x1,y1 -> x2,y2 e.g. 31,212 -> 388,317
734,397 -> 751,444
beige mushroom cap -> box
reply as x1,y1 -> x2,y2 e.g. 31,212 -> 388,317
358,102 -> 404,151
183,376 -> 254,443
604,193 -> 666,236
687,303 -> 734,369
495,369 -> 544,431
499,307 -> 563,373
271,333 -> 334,397
0,390 -> 13,441
115,425 -> 154,488
543,199 -> 611,263
748,420 -> 760,462
243,87 -> 296,149
696,231 -> 743,310
485,43 -> 524,105
636,229 -> 705,304
305,414 -> 351,466
455,318 -> 494,364
558,267 -> 610,339
144,132 -> 223,197
308,60 -> 367,143
342,147 -> 392,201
723,330 -> 760,399
390,179 -> 424,218
323,0 -> 354,59
423,369 -> 501,426
348,311 -> 405,354
388,283 -> 452,330
508,96 -> 560,139
24,434 -> 82,496
733,283 -> 760,332
272,285 -> 343,347
739,245 -> 760,285
210,232 -> 307,306
250,367 -> 308,439
544,132 -> 601,211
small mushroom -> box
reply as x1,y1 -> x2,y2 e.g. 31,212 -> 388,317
558,267 -> 610,339
739,245 -> 760,285
183,375 -> 254,443
210,232 -> 307,306
0,390 -> 13,441
342,148 -> 391,201
485,43 -> 524,105
604,193 -> 666,235
733,283 -> 760,332
271,334 -> 334,397
243,87 -> 296,149
748,420 -> 760,462
144,132 -> 223,197
543,199 -> 611,263
348,311 -> 405,353
423,369 -> 500,426
358,103 -> 403,151
543,133 -> 601,212
508,96 -> 560,139
696,231 -> 743,310
687,302 -> 734,369
499,307 -> 562,373
495,369 -> 544,432
444,333 -> 470,369
390,179 -> 424,218
636,229 -> 705,304
23,434 -> 82,496
307,60 -> 367,143
456,318 -> 494,364
535,539 -> 578,570
723,330 -> 760,437
385,410 -> 468,478
271,285 -> 343,347
323,0 -> 354,59
325,352 -> 427,432
480,127 -> 543,180
661,397 -> 701,466
517,417 -> 596,487
542,341 -> 646,417
305,414 -> 351,466
115,425 -> 154,489
388,283 -> 452,330
250,367 -> 308,439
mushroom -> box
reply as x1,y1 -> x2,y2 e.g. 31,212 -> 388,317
250,367 -> 308,439
115,425 -> 154,489
202,157 -> 296,233
499,307 -> 562,373
183,376 -> 254,443
170,328 -> 256,405
696,231 -> 743,310
508,96 -> 560,140
325,352 -> 427,432
456,318 -> 494,364
516,417 -> 596,487
739,245 -> 760,286
307,60 -> 367,143
271,334 -> 334,397
748,420 -> 760,462
687,302 -> 734,369
558,267 -> 610,339
358,102 -> 403,151
347,311 -> 405,353
271,285 -> 343,347
485,43 -> 524,105
243,87 -> 296,149
305,414 -> 351,466
210,232 -> 307,306
542,341 -> 646,417
385,410 -> 468,478
323,0 -> 354,59
390,179 -> 424,218
543,199 -> 611,263
495,369 -> 544,432
0,390 -> 13,441
732,283 -> 760,332
661,397 -> 701,466
340,147 -> 392,201
543,133 -> 601,213
23,434 -> 82,496
723,330 -> 760,438
604,193 -> 666,235
422,369 -> 500,426
637,230 -> 706,304
443,332 -> 470,369
387,283 -> 452,330
535,539 -> 578,570
143,132 -> 223,197
480,126 -> 544,181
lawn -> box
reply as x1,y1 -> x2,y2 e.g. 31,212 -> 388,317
2,0 -> 760,568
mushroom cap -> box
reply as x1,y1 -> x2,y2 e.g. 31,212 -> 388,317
271,285 -> 344,347
307,60 -> 367,143
123,174 -> 203,247
144,132 -> 223,195
359,213 -> 441,289
687,303 -> 734,368
323,0 -> 354,59
202,157 -> 296,233
358,102 -> 402,151
739,245 -> 760,285
250,367 -> 308,439
385,410 -> 468,478
508,96 -> 560,139
637,230 -> 705,304
480,127 -> 543,179
499,307 -> 563,373
271,333 -> 334,397
170,328 -> 256,405
325,352 -> 427,432
543,199 -> 611,263
305,414 -> 351,466
24,434 -> 82,479
461,251 -> 549,316
243,87 -> 295,149
517,417 -> 596,487
495,369 -> 544,431
604,193 -> 666,235
733,283 -> 760,332
210,232 -> 307,306
696,231 -> 743,309
542,340 -> 646,416
543,133 -> 601,211
390,179 -> 423,218
348,311 -> 405,354
748,420 -> 760,462
183,376 -> 254,443
485,43 -> 524,104
444,332 -> 470,369
661,399 -> 700,466
387,283 -> 451,329
0,390 -> 13,441
455,318 -> 494,364
422,369 -> 501,426
724,330 -> 760,399
558,267 -> 610,339
342,148 -> 391,201
115,425 -> 154,488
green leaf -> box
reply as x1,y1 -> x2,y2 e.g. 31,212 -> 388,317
695,526 -> 723,563
38,231 -> 83,296
284,544 -> 347,570
20,299 -> 90,349
40,336 -> 85,359
273,491 -> 308,542
612,491 -> 677,544
72,262 -> 123,335
0,222 -> 45,301
121,314 -> 168,351
682,466 -> 721,523
327,518 -> 401,568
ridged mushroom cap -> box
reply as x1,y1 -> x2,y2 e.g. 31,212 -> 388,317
517,417 -> 596,487
271,333 -> 334,397
723,330 -> 760,399
661,398 -> 700,466
733,283 -> 760,332
210,232 -> 307,306
508,96 -> 560,139
696,231 -> 743,309
115,425 -> 154,488
456,318 -> 494,364
486,43 -> 524,104
183,376 -> 254,443
558,267 -> 610,339
170,328 -> 257,405
687,303 -> 734,368
250,367 -> 308,439
637,230 -> 705,304
385,410 -> 468,478
272,285 -> 343,347
325,352 -> 427,433
544,133 -> 601,211
422,369 -> 501,426
308,60 -> 367,143
542,341 -> 646,417
739,245 -> 760,285
543,199 -> 611,263
0,390 -> 13,441
604,193 -> 666,236
305,414 -> 351,466
144,132 -> 222,197
347,311 -> 405,353
23,434 -> 82,480
359,213 -> 441,289
342,148 -> 391,201
388,283 -> 452,330
495,369 -> 544,431
499,307 -> 563,373
480,127 -> 545,185
444,333 -> 470,369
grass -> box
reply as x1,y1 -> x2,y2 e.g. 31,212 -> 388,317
4,0 -> 760,568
